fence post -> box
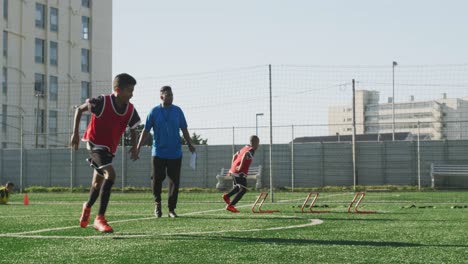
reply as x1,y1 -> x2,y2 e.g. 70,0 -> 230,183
70,145 -> 74,192
320,142 -> 324,187
269,64 -> 273,202
352,79 -> 357,190
20,113 -> 24,193
232,126 -> 235,155
69,106 -> 76,192
204,144 -> 208,188
291,125 -> 295,192
121,136 -> 125,192
417,121 -> 421,190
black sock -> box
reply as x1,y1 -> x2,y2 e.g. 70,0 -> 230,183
87,187 -> 100,208
98,179 -> 114,216
230,188 -> 247,206
227,186 -> 240,197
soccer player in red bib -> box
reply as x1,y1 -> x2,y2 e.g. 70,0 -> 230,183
71,73 -> 141,233
223,135 -> 260,213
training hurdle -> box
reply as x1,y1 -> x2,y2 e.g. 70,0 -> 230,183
301,192 -> 330,213
347,192 -> 377,214
251,192 -> 280,213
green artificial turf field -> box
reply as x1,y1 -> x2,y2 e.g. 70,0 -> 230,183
1,192 -> 467,264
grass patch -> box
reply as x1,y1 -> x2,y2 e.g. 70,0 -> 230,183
1,192 -> 467,263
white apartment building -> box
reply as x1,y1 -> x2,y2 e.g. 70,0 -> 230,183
1,0 -> 112,149
329,90 -> 468,140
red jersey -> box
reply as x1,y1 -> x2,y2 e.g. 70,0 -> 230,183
229,145 -> 255,175
82,94 -> 134,154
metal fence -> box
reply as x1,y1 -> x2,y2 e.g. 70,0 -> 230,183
2,64 -> 468,204
2,136 -> 468,191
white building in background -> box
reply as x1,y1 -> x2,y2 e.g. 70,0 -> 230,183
0,0 -> 112,149
328,90 -> 468,140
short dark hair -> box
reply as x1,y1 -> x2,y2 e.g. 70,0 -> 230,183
113,73 -> 137,90
250,135 -> 259,144
5,182 -> 14,187
160,85 -> 172,94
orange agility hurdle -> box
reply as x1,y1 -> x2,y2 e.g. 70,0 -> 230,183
251,192 -> 280,213
347,192 -> 377,214
301,192 -> 330,213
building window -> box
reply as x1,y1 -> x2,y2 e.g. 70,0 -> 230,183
35,3 -> 45,28
3,0 -> 7,19
49,110 -> 57,134
81,81 -> 90,102
82,16 -> 90,40
50,7 -> 58,32
2,67 -> 6,95
35,38 -> 45,64
34,73 -> 45,94
82,0 -> 90,8
2,31 -> 7,57
49,75 -> 58,101
2,105 -> 6,133
81,48 -> 89,72
50,41 -> 58,66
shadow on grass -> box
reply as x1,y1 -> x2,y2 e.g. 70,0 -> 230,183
181,215 -> 312,220
163,235 -> 468,248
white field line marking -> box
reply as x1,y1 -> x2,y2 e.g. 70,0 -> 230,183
1,218 -> 323,240
2,211 -> 221,236
2,195 -> 293,236
1,197 -> 323,239
0,203 -> 258,236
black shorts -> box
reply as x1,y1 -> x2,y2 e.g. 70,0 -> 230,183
86,142 -> 114,176
233,173 -> 247,188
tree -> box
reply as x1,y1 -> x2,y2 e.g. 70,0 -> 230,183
120,124 -> 152,146
181,132 -> 208,145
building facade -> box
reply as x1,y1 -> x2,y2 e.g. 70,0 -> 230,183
329,90 -> 468,140
1,0 -> 112,149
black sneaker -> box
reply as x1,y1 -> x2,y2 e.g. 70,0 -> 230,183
154,203 -> 162,218
168,211 -> 178,218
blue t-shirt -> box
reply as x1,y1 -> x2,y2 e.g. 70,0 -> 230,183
144,104 -> 188,159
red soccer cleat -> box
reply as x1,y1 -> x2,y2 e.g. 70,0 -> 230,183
79,202 -> 91,228
93,215 -> 114,233
222,194 -> 230,205
226,204 -> 240,213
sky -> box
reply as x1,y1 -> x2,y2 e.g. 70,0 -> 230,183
111,0 -> 468,144
113,0 -> 468,76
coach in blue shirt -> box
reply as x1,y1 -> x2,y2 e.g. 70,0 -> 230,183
137,86 -> 195,218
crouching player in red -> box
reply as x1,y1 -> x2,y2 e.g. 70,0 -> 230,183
70,73 -> 141,233
223,135 -> 260,213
